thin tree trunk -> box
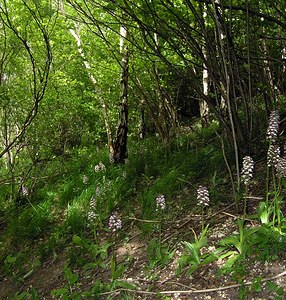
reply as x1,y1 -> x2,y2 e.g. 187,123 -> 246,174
211,0 -> 240,191
69,26 -> 114,159
201,5 -> 209,126
262,38 -> 278,101
113,23 -> 129,163
139,100 -> 146,139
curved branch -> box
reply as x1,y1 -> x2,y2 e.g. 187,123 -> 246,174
196,0 -> 286,29
0,1 -> 53,158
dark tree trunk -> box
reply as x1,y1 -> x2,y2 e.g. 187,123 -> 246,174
139,104 -> 146,139
113,24 -> 129,164
113,101 -> 128,163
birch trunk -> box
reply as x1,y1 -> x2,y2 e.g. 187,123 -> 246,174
69,27 -> 114,159
201,5 -> 209,126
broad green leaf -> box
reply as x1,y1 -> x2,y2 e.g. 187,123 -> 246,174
114,280 -> 137,289
72,235 -> 83,245
258,202 -> 271,224
201,252 -> 218,265
187,264 -> 200,276
218,250 -> 239,260
31,287 -> 39,300
112,263 -> 126,281
32,0 -> 41,6
183,241 -> 201,264
221,253 -> 239,270
51,288 -> 68,296
14,292 -> 29,300
266,281 -> 278,292
218,236 -> 241,252
64,267 -> 79,285
196,235 -> 208,250
251,276 -> 262,292
83,262 -> 98,271
5,255 -> 17,264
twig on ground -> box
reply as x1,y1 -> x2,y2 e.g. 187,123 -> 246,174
206,202 -> 236,220
162,203 -> 236,243
101,270 -> 286,296
221,212 -> 254,223
128,217 -> 160,223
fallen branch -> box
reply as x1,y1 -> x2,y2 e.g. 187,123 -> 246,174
128,217 -> 160,223
161,203 -> 236,243
101,270 -> 286,296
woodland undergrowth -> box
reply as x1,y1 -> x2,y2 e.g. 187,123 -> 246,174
1,120 -> 286,300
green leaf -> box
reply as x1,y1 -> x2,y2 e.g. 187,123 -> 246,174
113,280 -> 137,289
200,252 -> 218,265
31,287 -> 39,300
98,261 -> 107,269
266,280 -> 278,292
201,224 -> 210,238
276,287 -> 284,296
176,254 -> 193,274
51,287 -> 68,296
64,267 -> 79,285
14,292 -> 29,300
187,264 -> 200,276
213,247 -> 227,256
43,5 -> 55,17
244,227 -> 260,240
83,262 -> 98,271
218,250 -> 238,260
258,202 -> 271,224
219,236 -> 241,253
22,269 -> 34,279
5,255 -> 17,264
98,244 -> 111,260
251,276 -> 262,292
183,241 -> 201,264
72,235 -> 83,245
112,263 -> 126,281
221,253 -> 239,270
32,0 -> 41,6
196,235 -> 208,250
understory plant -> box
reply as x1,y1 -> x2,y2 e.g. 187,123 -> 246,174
178,110 -> 286,280
263,110 -> 286,232
178,184 -> 216,274
177,224 -> 219,276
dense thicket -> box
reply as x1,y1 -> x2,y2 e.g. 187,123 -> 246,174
0,0 -> 285,204
2,2 -> 286,299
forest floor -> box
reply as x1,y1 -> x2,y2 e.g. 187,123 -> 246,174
1,189 -> 286,300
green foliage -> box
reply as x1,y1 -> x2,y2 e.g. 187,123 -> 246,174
217,220 -> 260,274
3,255 -> 17,276
50,267 -> 80,300
110,255 -> 129,281
14,287 -> 40,300
64,196 -> 88,234
7,203 -> 53,244
258,201 -> 272,224
69,234 -> 110,270
266,281 -> 286,299
177,225 -> 219,276
238,285 -> 249,300
147,239 -> 174,268
1,1 -> 286,299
